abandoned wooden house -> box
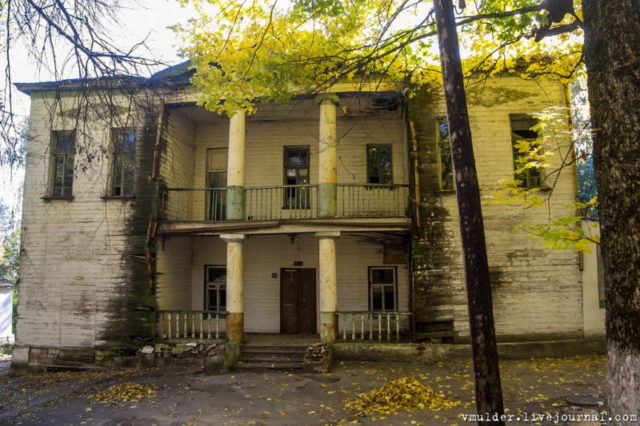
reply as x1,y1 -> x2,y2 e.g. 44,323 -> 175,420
12,62 -> 604,368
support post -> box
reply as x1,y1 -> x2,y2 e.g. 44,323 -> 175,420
316,95 -> 339,218
226,111 -> 246,220
221,234 -> 245,344
316,231 -> 340,343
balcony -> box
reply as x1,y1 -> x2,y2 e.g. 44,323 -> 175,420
160,183 -> 410,222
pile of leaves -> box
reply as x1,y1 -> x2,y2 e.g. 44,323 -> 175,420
89,382 -> 156,404
344,377 -> 461,416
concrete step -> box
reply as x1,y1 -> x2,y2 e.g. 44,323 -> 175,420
239,355 -> 304,363
234,361 -> 305,371
241,345 -> 308,353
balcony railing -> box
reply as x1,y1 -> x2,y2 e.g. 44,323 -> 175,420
161,184 -> 409,221
336,311 -> 412,342
157,310 -> 226,341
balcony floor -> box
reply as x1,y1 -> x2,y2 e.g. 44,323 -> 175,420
156,217 -> 411,236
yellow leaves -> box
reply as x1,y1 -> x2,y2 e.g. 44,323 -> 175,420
89,382 -> 157,404
344,377 -> 461,417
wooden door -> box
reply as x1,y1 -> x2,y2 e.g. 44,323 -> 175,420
280,269 -> 317,334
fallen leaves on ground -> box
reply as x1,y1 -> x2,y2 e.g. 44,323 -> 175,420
344,377 -> 461,416
89,382 -> 156,404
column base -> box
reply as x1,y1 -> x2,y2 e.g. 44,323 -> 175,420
320,311 -> 337,344
226,312 -> 244,344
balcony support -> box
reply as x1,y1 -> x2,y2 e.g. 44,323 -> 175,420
317,95 -> 339,218
227,111 -> 246,220
221,233 -> 245,344
317,231 -> 340,343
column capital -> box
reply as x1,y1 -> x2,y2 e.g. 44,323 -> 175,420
315,94 -> 340,106
315,231 -> 341,239
220,234 -> 246,243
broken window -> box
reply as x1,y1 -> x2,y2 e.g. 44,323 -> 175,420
111,129 -> 136,196
283,146 -> 311,209
369,266 -> 397,311
510,115 -> 542,188
436,118 -> 454,191
50,130 -> 76,197
367,144 -> 393,185
205,266 -> 227,312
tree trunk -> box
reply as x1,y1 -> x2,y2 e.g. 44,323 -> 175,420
583,1 -> 640,423
433,1 -> 504,422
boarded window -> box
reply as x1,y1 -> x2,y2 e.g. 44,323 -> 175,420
369,266 -> 397,311
436,119 -> 454,191
510,115 -> 542,188
111,129 -> 136,196
51,130 -> 76,197
367,144 -> 393,184
283,146 -> 311,209
205,266 -> 227,312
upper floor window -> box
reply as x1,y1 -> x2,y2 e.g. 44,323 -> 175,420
111,129 -> 136,196
510,115 -> 542,188
436,119 -> 454,191
50,130 -> 76,197
367,144 -> 393,184
283,146 -> 310,209
369,266 -> 397,311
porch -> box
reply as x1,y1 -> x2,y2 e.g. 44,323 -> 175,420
155,233 -> 413,343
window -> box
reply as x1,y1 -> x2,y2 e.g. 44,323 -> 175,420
510,115 -> 542,188
50,130 -> 76,197
369,266 -> 397,311
111,129 -> 136,196
367,144 -> 393,184
436,119 -> 454,191
283,146 -> 311,209
205,266 -> 226,312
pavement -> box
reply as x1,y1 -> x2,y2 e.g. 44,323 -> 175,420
0,355 -> 609,425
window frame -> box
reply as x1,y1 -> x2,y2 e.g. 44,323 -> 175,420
204,265 -> 227,312
283,145 -> 311,209
366,144 -> 394,185
49,130 -> 76,198
109,128 -> 137,197
509,114 -> 543,189
368,266 -> 398,312
435,117 -> 455,191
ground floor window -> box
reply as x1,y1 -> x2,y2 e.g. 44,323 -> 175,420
369,266 -> 397,311
205,266 -> 226,312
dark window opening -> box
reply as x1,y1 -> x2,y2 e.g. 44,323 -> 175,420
510,115 -> 542,188
436,119 -> 454,191
111,129 -> 136,196
51,130 -> 76,197
283,146 -> 310,209
205,266 -> 227,312
367,144 -> 393,185
369,266 -> 397,311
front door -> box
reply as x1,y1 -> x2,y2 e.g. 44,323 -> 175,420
280,268 -> 317,334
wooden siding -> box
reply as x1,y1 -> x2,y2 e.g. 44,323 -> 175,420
410,77 -> 583,341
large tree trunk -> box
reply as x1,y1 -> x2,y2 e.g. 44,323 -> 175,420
433,1 -> 504,422
582,0 -> 640,423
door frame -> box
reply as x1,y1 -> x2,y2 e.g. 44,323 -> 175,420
279,268 -> 317,334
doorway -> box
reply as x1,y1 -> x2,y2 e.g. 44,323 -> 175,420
280,268 -> 317,334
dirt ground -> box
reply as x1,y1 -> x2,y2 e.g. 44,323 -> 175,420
0,355 -> 609,425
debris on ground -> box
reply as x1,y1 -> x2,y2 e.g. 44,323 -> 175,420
89,382 -> 156,404
344,377 -> 461,416
305,343 -> 329,360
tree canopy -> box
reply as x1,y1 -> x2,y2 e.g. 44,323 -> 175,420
177,0 -> 584,115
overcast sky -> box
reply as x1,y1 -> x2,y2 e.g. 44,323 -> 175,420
1,0 -> 198,214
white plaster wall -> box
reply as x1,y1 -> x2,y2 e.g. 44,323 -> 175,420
581,220 -> 605,337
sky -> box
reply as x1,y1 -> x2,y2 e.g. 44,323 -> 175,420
1,0 -> 198,219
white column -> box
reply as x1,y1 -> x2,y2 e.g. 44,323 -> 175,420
221,233 -> 245,343
226,111 -> 246,220
316,95 -> 339,218
316,231 -> 340,343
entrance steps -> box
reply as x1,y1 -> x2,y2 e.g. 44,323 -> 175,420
235,344 -> 308,371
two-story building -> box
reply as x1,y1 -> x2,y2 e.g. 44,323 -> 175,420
12,62 -> 600,367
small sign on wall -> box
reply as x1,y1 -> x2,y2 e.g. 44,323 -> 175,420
293,261 -> 303,266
